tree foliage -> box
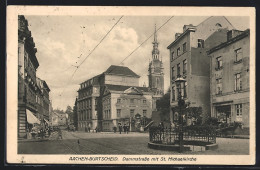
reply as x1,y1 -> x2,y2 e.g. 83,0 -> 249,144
156,88 -> 170,122
65,105 -> 73,123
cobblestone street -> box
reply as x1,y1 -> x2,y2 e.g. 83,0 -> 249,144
18,130 -> 249,155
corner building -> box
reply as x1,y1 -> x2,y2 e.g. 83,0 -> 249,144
167,16 -> 234,124
18,15 -> 40,138
77,65 -> 154,132
208,29 -> 250,129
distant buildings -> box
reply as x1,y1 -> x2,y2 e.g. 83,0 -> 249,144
18,15 -> 51,139
77,65 -> 154,132
208,29 -> 250,128
167,16 -> 234,124
36,77 -> 51,122
51,112 -> 68,126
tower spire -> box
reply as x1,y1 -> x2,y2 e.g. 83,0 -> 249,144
152,24 -> 159,60
154,24 -> 157,43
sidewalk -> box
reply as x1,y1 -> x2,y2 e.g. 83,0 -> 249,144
18,138 -> 49,143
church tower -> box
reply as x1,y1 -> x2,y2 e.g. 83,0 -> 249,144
148,24 -> 164,96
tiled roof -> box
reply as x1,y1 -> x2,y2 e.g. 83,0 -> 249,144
105,84 -> 150,92
104,65 -> 140,77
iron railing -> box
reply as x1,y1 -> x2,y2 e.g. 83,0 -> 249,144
149,127 -> 216,145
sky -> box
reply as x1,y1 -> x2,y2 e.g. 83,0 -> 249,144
24,15 -> 249,111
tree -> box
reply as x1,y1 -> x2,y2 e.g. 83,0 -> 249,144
65,105 -> 73,124
156,88 -> 170,122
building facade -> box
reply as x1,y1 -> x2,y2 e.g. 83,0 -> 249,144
18,15 -> 51,138
148,25 -> 164,111
36,77 -> 51,122
167,16 -> 234,124
18,15 -> 40,138
77,65 -> 154,132
208,29 -> 250,128
77,75 -> 101,131
51,112 -> 68,126
101,85 -> 153,131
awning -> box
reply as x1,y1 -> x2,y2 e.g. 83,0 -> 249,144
26,109 -> 40,124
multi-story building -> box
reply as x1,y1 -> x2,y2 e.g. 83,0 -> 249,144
36,77 -> 51,122
77,75 -> 101,131
148,25 -> 164,111
101,84 -> 153,131
77,65 -> 154,132
207,29 -> 250,129
18,15 -> 40,138
167,16 -> 234,124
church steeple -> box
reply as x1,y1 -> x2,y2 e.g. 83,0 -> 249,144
148,24 -> 164,97
152,24 -> 160,60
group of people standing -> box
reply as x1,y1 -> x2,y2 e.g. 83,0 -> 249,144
114,123 -> 129,134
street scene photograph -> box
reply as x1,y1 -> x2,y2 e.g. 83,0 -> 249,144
9,7 -> 254,162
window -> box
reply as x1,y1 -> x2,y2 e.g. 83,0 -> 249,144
177,63 -> 181,77
143,99 -> 146,104
172,86 -> 175,101
130,99 -> 134,104
235,73 -> 242,91
143,110 -> 147,117
183,82 -> 187,98
171,67 -> 175,81
117,109 -> 121,117
216,78 -> 222,94
177,47 -> 181,56
198,39 -> 204,48
235,104 -> 242,122
216,56 -> 223,70
171,51 -> 175,61
130,109 -> 135,117
183,42 -> 187,52
235,48 -> 242,62
183,59 -> 187,74
117,99 -> 121,103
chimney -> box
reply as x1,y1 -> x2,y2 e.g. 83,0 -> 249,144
227,29 -> 244,41
183,24 -> 196,32
175,33 -> 181,40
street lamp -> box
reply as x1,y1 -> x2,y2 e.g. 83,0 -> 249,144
175,76 -> 186,153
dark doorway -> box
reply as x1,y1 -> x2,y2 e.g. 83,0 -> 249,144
216,105 -> 231,123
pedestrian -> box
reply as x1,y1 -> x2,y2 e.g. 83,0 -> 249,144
126,126 -> 129,134
48,127 -> 51,137
118,124 -> 122,134
123,124 -> 127,133
113,126 -> 117,133
58,128 -> 62,140
95,126 -> 98,133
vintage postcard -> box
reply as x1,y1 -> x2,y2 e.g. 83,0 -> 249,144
6,6 -> 255,165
